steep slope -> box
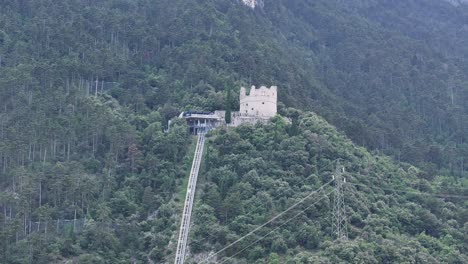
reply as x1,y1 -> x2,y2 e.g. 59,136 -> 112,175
0,0 -> 467,263
260,0 -> 468,174
2,0 -> 467,177
188,109 -> 467,263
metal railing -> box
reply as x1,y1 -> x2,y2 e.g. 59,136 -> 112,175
174,133 -> 206,264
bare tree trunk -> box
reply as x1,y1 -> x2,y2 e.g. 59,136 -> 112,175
2,156 -> 6,174
12,171 -> 16,192
95,77 -> 98,96
23,215 -> 26,235
28,90 -> 32,105
3,204 -> 6,226
86,79 -> 89,97
67,139 -> 71,161
450,86 -> 454,105
19,172 -> 23,193
462,158 -> 465,177
39,179 -> 42,207
29,143 -> 32,161
53,137 -> 57,158
66,77 -> 70,95
0,118 -> 4,140
73,209 -> 77,232
92,133 -> 96,155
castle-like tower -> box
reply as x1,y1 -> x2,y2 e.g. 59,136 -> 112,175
239,86 -> 277,118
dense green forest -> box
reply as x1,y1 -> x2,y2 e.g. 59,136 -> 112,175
0,0 -> 467,263
190,110 -> 467,263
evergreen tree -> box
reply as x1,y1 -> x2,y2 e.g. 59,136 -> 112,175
225,83 -> 232,124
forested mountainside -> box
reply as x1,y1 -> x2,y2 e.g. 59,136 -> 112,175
1,0 -> 468,174
0,0 -> 467,263
266,0 -> 468,174
189,110 -> 467,263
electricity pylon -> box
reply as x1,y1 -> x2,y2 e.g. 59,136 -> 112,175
332,160 -> 348,241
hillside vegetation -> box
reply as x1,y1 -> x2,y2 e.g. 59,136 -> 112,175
190,110 -> 467,263
1,0 -> 468,175
0,0 -> 467,263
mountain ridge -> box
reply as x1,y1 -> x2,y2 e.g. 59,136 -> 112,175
0,0 -> 466,263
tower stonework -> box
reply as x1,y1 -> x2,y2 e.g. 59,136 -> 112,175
184,85 -> 278,130
239,86 -> 277,118
241,0 -> 264,9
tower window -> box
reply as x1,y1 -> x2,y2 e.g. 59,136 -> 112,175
262,102 -> 265,104
251,108 -> 254,110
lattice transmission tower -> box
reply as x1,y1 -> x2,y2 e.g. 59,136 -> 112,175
332,160 -> 348,241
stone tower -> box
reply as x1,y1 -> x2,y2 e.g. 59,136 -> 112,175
239,86 -> 277,118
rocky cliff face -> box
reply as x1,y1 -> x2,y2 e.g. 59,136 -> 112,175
241,0 -> 264,9
444,0 -> 468,6
241,0 -> 255,8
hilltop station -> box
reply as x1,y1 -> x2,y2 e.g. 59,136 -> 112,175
174,85 -> 278,263
179,85 -> 278,134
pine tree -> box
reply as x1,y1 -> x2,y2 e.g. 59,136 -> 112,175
225,84 -> 232,124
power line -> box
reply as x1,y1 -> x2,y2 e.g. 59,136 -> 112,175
218,190 -> 334,264
190,162 -> 334,260
189,162 -> 340,248
408,182 -> 468,193
189,162 -> 338,261
157,179 -> 466,264
332,161 -> 348,241
200,180 -> 334,263
188,191 -> 291,249
348,182 -> 468,199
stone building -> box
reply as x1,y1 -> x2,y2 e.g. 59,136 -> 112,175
228,85 -> 278,127
239,85 -> 277,118
179,85 -> 278,134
